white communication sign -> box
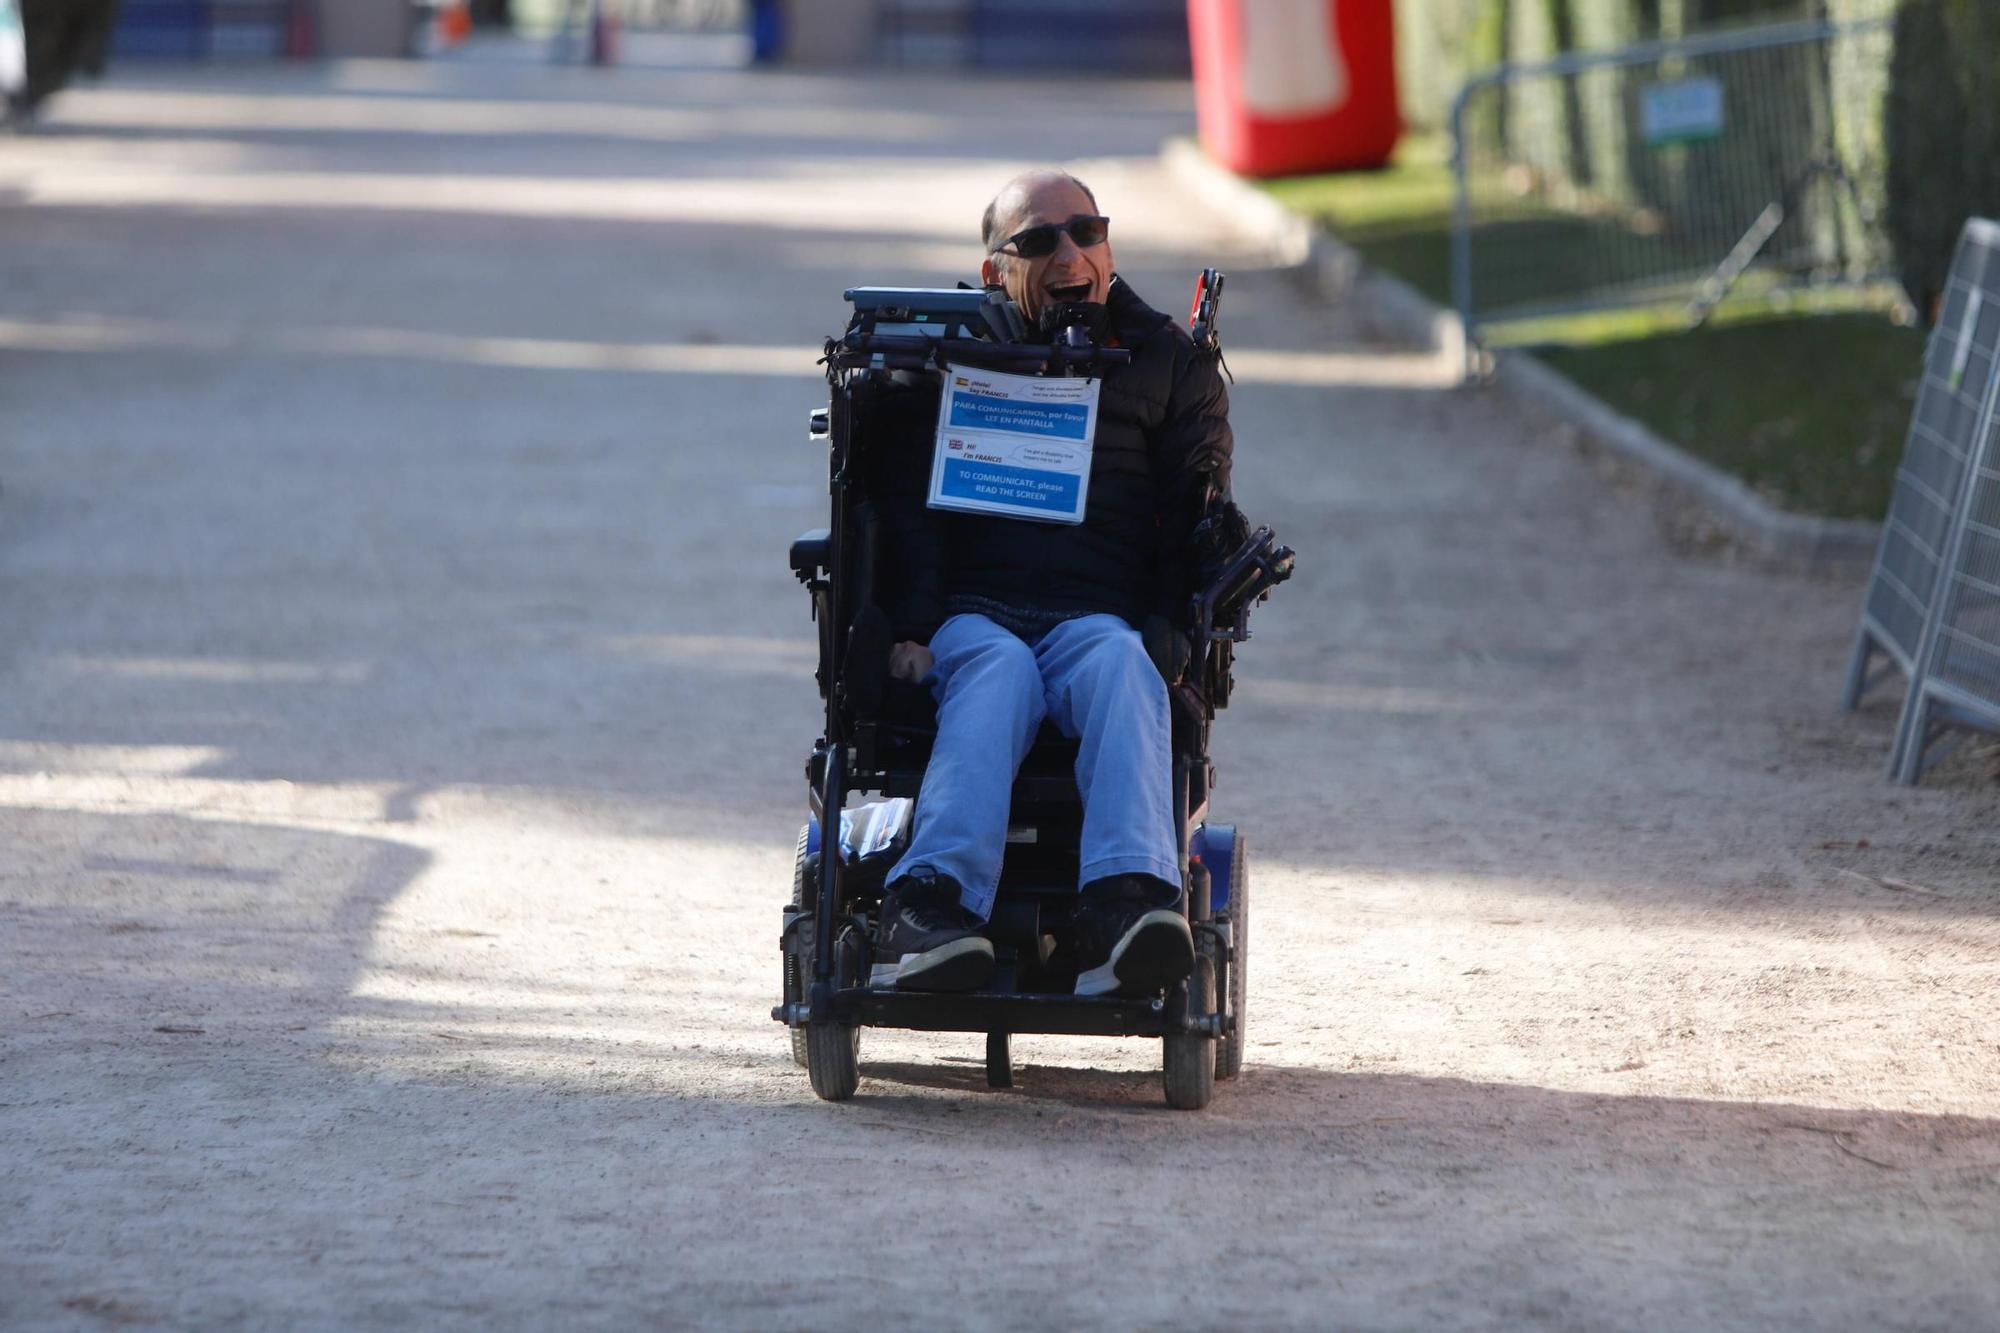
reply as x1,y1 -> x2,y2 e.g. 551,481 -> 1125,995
928,365 -> 1100,526
1641,76 -> 1726,146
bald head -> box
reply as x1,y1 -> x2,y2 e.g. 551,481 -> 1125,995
981,170 -> 1099,253
979,169 -> 1114,323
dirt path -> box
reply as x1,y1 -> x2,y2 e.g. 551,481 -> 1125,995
2,52 -> 1996,1330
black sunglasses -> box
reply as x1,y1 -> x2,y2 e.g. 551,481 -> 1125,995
993,214 -> 1111,259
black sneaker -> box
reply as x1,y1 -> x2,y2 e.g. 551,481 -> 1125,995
875,873 -> 994,992
1072,874 -> 1194,998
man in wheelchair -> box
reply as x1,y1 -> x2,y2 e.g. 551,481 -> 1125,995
786,166 -> 1289,1104
867,169 -> 1233,999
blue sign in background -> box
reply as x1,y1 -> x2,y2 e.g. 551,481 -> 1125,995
936,458 -> 1082,515
948,395 -> 1090,441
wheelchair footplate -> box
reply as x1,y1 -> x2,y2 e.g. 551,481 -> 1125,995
848,980 -> 1213,1040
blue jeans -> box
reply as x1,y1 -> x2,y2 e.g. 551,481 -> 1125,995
885,612 -> 1180,922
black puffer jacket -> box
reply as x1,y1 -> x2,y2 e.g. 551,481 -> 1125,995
864,276 -> 1233,643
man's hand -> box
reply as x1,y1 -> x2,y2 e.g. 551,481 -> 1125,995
889,641 -> 935,683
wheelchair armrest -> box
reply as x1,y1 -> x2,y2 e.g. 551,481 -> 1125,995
1192,525 -> 1294,643
790,528 -> 831,583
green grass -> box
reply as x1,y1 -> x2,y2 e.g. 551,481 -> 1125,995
1260,136 -> 1459,234
1541,313 -> 1925,521
1261,136 -> 1458,303
1259,136 -> 1925,521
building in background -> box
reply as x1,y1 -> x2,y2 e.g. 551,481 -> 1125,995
105,0 -> 1191,71
870,0 -> 1188,73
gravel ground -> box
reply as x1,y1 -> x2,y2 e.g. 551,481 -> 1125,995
2,48 -> 1997,1331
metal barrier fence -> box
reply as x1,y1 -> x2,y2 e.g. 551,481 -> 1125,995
1894,403 -> 2000,782
1885,221 -> 2000,783
1448,17 -> 1895,368
1837,218 -> 2000,784
1843,220 -> 2000,725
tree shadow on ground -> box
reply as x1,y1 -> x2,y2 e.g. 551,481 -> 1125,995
1,806 -> 431,1035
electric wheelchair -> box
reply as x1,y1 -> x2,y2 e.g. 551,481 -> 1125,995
778,276 -> 1292,1109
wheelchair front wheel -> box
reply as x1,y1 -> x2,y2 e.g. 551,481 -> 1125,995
807,1019 -> 861,1101
806,922 -> 865,1102
1162,951 -> 1216,1111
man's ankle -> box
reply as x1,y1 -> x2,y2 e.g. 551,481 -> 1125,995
1081,872 -> 1180,912
891,869 -> 973,921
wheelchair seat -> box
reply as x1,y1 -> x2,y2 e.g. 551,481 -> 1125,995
871,678 -> 1083,807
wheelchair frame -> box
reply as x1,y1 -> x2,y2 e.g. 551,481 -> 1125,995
777,282 -> 1292,1108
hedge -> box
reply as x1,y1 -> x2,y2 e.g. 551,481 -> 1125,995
1884,0 -> 2000,319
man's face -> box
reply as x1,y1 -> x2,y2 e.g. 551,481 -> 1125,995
980,177 -> 1114,324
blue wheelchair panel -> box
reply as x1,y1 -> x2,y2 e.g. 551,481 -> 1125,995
1192,823 -> 1235,913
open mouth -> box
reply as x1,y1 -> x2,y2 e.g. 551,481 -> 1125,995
1046,281 -> 1094,302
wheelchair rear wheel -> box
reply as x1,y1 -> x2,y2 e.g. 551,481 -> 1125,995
1162,951 -> 1216,1110
1216,831 -> 1249,1081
